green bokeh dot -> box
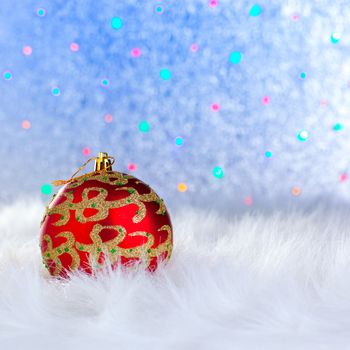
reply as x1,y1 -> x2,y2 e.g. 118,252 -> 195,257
139,120 -> 150,132
111,17 -> 123,30
297,130 -> 309,142
41,183 -> 53,195
249,4 -> 262,16
213,166 -> 224,179
160,68 -> 172,80
229,51 -> 242,64
333,123 -> 344,131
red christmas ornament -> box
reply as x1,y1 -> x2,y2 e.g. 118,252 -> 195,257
40,152 -> 173,277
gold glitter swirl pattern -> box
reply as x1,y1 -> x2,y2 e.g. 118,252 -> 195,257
41,223 -> 173,276
66,170 -> 133,189
45,182 -> 167,227
41,231 -> 80,276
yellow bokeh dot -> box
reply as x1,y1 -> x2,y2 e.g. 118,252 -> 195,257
291,186 -> 301,196
178,183 -> 187,192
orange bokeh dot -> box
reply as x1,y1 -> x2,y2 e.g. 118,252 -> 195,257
291,186 -> 301,196
178,183 -> 187,192
22,119 -> 31,129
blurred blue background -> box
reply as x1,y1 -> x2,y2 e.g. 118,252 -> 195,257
1,0 -> 350,209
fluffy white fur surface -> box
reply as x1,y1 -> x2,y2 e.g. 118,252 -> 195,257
1,200 -> 350,350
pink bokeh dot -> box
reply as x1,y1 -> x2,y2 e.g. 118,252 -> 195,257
22,46 -> 32,56
262,96 -> 270,105
319,99 -> 328,107
22,119 -> 31,129
211,103 -> 220,112
209,0 -> 218,8
339,173 -> 348,182
128,163 -> 137,171
70,42 -> 79,52
104,114 -> 113,123
131,48 -> 142,58
82,147 -> 91,156
291,13 -> 300,21
244,196 -> 253,206
190,43 -> 199,53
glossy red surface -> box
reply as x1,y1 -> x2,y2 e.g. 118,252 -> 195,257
40,172 -> 173,277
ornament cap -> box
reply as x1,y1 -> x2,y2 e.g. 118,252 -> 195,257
94,152 -> 113,171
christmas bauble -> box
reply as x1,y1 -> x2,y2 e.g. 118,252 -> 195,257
40,153 -> 173,277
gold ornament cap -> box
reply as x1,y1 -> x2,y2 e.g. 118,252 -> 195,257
52,152 -> 115,186
94,152 -> 113,171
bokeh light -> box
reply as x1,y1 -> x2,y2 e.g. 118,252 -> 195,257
41,183 -> 52,195
330,32 -> 341,44
100,78 -> 110,87
211,103 -> 220,112
111,17 -> 123,30
160,68 -> 171,80
244,196 -> 253,206
297,130 -> 309,142
300,72 -> 307,79
104,114 -> 113,123
291,13 -> 300,21
82,147 -> 91,156
22,120 -> 31,129
190,43 -> 199,53
70,42 -> 79,52
36,8 -> 46,17
265,151 -> 272,158
128,163 -> 137,171
154,4 -> 165,14
22,46 -> 32,56
3,70 -> 12,80
262,96 -> 270,105
139,120 -> 150,132
333,123 -> 343,131
229,51 -> 242,64
249,4 -> 262,16
131,48 -> 142,57
209,0 -> 218,8
178,183 -> 188,192
175,136 -> 184,146
213,166 -> 224,179
51,87 -> 60,96
291,186 -> 301,196
339,173 -> 348,182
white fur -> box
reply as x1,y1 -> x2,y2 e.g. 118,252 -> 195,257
1,200 -> 350,349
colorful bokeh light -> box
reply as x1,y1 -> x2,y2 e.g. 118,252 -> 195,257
82,147 -> 91,156
52,87 -> 60,96
139,120 -> 150,132
160,68 -> 171,80
178,183 -> 188,192
36,8 -> 46,17
41,183 -> 53,195
213,166 -> 224,178
229,51 -> 242,64
265,151 -> 272,158
111,17 -> 123,30
175,136 -> 184,146
3,70 -> 12,80
22,120 -> 31,129
297,130 -> 308,142
22,46 -> 32,56
249,4 -> 262,16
